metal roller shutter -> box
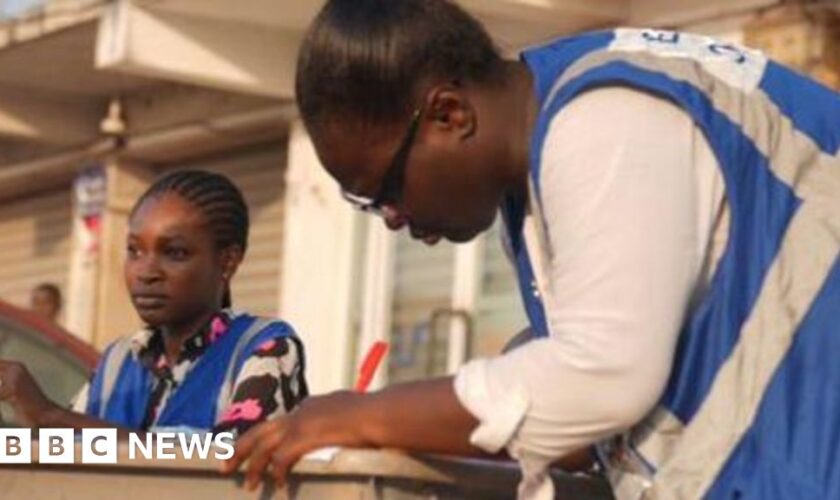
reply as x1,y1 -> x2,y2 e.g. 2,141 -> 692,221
180,143 -> 286,317
0,188 -> 72,316
388,233 -> 455,383
384,220 -> 527,382
473,220 -> 529,358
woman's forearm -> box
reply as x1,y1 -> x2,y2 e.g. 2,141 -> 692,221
343,377 -> 484,456
338,378 -> 594,471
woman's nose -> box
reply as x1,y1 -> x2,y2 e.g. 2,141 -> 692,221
382,205 -> 408,231
135,256 -> 164,283
138,271 -> 162,284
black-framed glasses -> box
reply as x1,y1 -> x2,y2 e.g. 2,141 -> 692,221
342,107 -> 423,216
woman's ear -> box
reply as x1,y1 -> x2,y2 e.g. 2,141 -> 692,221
426,83 -> 477,140
219,246 -> 244,283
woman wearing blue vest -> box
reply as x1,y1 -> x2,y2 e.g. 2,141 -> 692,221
0,170 -> 308,437
223,1 -> 840,499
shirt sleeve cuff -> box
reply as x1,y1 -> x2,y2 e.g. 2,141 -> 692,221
454,358 -> 530,454
70,382 -> 90,413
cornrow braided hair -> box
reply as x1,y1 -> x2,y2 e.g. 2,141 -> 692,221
132,169 -> 250,308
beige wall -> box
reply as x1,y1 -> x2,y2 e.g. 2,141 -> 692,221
744,4 -> 840,90
0,188 -> 72,317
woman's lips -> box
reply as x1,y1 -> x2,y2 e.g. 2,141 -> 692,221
422,234 -> 442,245
409,228 -> 442,245
133,295 -> 168,309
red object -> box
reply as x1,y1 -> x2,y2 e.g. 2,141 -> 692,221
354,341 -> 389,393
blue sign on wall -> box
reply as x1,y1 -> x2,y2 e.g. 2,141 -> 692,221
0,0 -> 46,19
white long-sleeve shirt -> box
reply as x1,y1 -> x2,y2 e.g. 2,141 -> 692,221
454,86 -> 729,499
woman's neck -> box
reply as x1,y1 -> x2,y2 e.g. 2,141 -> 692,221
501,60 -> 538,199
160,309 -> 218,364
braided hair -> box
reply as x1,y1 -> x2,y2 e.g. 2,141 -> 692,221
131,169 -> 249,308
296,0 -> 505,135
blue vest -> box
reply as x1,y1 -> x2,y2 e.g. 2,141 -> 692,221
85,314 -> 295,431
508,29 -> 840,499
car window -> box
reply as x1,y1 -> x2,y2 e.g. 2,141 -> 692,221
0,317 -> 90,425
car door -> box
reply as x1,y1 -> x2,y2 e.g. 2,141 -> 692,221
0,315 -> 93,425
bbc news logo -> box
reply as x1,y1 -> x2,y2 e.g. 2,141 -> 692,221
0,429 -> 235,463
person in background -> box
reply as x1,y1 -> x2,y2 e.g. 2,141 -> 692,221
30,283 -> 62,324
222,1 -> 840,499
0,170 -> 308,437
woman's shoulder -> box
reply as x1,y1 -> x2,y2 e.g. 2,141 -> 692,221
231,314 -> 306,366
229,312 -> 304,360
230,312 -> 299,337
100,327 -> 155,359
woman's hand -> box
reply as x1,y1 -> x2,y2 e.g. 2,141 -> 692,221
0,360 -> 57,427
220,391 -> 366,491
220,378 -> 482,492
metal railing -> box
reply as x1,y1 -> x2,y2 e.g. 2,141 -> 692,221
0,443 -> 615,499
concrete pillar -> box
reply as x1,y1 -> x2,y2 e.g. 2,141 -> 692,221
280,121 -> 360,394
66,167 -> 106,343
92,161 -> 154,348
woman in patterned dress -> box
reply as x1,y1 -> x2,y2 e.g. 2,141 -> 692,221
0,170 -> 307,437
